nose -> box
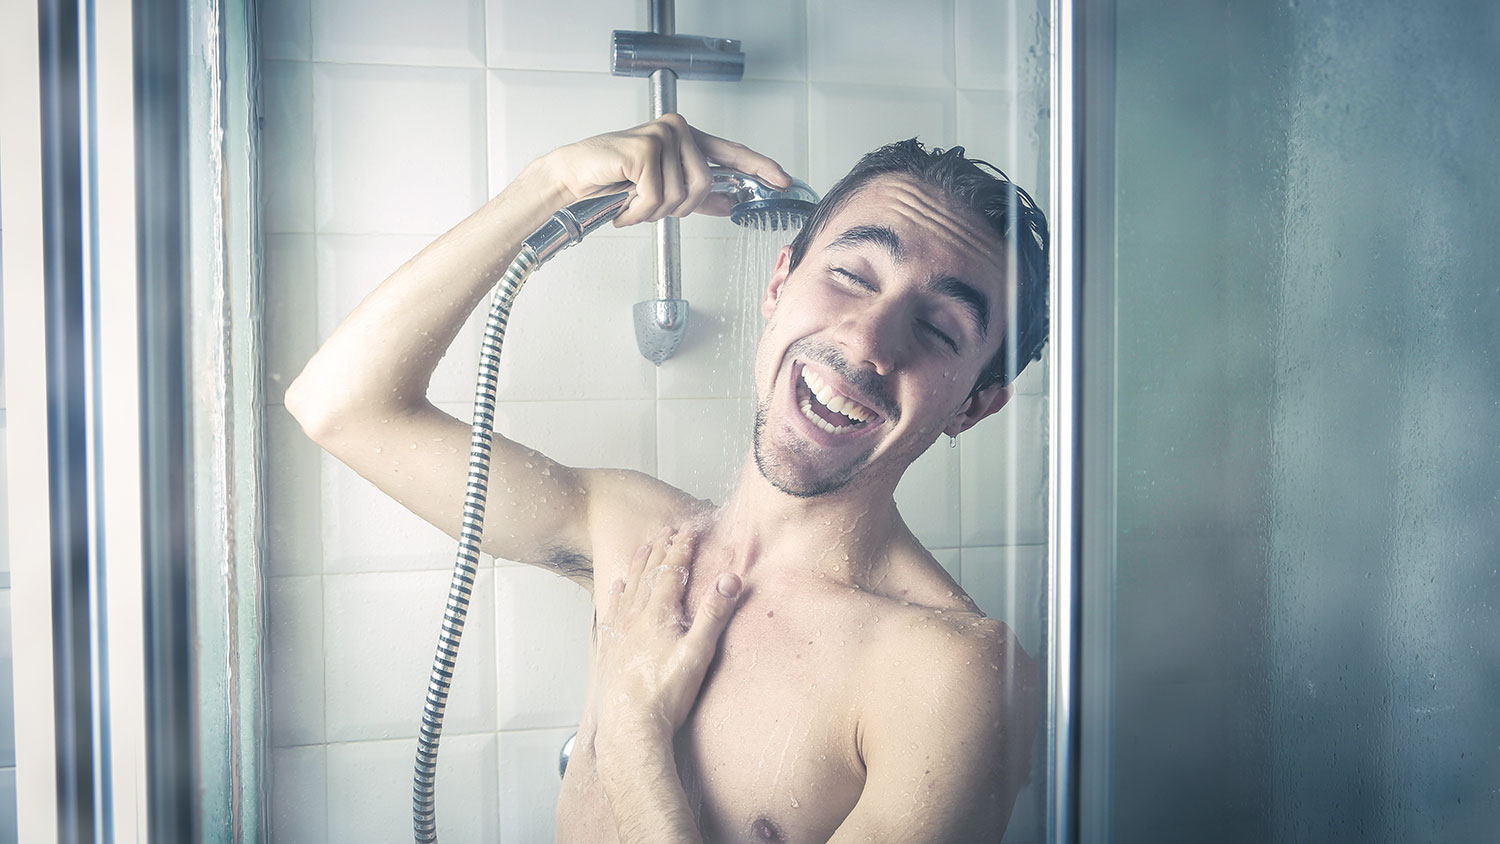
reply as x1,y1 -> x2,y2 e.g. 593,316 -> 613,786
832,300 -> 905,376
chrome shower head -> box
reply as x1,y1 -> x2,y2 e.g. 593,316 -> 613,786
710,168 -> 819,230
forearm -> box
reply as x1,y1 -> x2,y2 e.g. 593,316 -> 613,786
597,723 -> 702,844
286,157 -> 571,434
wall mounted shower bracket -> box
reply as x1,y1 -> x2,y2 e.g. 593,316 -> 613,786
612,0 -> 745,363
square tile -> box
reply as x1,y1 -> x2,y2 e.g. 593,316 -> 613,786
313,233 -> 489,406
261,60 -> 313,234
313,64 -> 487,235
677,80 -> 810,185
263,234 -> 317,406
656,398 -> 756,505
486,0 -> 643,71
808,0 -> 954,87
497,726 -> 576,841
266,576 -> 325,747
269,745 -> 327,844
479,399 -> 656,480
894,436 -> 963,550
494,566 -> 593,729
960,544 -> 1046,649
486,70 -> 647,197
654,236 -> 772,401
324,569 -> 497,741
960,393 -> 1047,546
267,406 -> 324,577
488,235 -> 657,401
326,734 -> 497,843
312,0 -> 484,67
955,0 -> 1050,91
677,0 -> 808,81
259,0 -> 310,60
809,84 -> 957,191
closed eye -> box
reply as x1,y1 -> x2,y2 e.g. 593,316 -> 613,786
830,266 -> 876,292
919,320 -> 960,353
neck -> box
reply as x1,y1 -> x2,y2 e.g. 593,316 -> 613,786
701,453 -> 910,588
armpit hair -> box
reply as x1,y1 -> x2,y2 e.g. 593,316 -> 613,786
537,544 -> 593,587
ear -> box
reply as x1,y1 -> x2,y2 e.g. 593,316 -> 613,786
943,383 -> 1011,437
761,245 -> 794,320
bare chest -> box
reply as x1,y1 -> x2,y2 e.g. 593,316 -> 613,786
560,592 -> 875,843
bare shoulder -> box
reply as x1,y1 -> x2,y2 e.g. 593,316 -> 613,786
871,607 -> 1040,728
573,466 -> 713,590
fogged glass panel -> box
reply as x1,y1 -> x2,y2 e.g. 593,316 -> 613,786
1108,1 -> 1500,841
258,2 -> 1053,841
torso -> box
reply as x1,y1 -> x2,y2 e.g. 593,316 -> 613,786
554,493 -> 989,843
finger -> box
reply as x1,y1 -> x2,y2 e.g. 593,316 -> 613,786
620,538 -> 654,608
629,527 -> 674,611
616,135 -> 664,227
690,127 -> 793,191
679,572 -> 742,673
673,126 -> 714,218
652,123 -> 689,222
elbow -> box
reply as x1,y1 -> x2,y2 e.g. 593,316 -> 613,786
284,366 -> 341,445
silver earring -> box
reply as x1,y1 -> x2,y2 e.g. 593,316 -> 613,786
948,435 -> 958,449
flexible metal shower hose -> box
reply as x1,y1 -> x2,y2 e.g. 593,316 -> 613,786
413,244 -> 541,842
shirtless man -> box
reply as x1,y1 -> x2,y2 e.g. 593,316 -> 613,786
287,114 -> 1047,842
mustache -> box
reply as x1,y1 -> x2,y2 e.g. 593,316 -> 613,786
788,339 -> 899,422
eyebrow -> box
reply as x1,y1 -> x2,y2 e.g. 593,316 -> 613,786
828,224 -> 903,258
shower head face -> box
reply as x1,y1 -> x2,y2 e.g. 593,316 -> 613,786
710,168 -> 819,231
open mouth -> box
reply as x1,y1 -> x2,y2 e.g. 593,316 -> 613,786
796,365 -> 882,435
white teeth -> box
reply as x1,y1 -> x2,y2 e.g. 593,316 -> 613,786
801,398 -> 856,434
799,366 -> 874,425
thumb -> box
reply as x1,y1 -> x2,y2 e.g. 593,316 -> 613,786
681,573 -> 742,666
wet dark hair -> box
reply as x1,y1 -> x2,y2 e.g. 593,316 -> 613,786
787,139 -> 1049,394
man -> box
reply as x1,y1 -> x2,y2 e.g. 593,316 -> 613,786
288,114 -> 1047,842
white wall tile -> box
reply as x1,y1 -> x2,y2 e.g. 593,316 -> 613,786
312,0 -> 485,67
655,236 -> 770,401
894,436 -> 963,549
677,80 -> 810,183
486,0 -> 643,72
808,0 -> 954,88
324,569 -> 497,741
956,88 -> 1048,210
808,84 -> 957,191
488,235 -> 657,401
314,232 -> 488,406
264,234 -> 317,406
676,0 -> 808,81
267,576 -> 325,747
954,0 -> 1045,91
960,393 -> 1047,546
960,544 -> 1046,652
486,70 -> 647,196
497,726 -> 575,841
267,406 -> 324,577
262,60 -> 314,234
260,0 -> 310,61
326,734 -> 497,843
494,566 -> 592,729
656,398 -> 756,506
269,745 -> 327,844
478,399 -> 656,480
314,64 -> 487,235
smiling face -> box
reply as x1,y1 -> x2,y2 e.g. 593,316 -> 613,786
750,175 -> 1015,499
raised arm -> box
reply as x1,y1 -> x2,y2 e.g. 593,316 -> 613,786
285,116 -> 790,580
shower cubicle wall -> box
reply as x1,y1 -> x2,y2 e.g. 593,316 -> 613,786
258,1 -> 1051,840
1087,0 -> 1500,840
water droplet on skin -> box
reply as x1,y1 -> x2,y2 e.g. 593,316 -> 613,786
832,565 -> 841,572
410,443 -> 418,449
790,798 -> 799,808
373,447 -> 382,454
